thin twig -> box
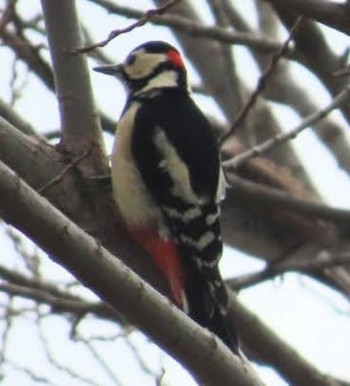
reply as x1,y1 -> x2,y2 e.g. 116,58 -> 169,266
0,295 -> 14,365
0,282 -> 100,315
0,0 -> 17,34
227,251 -> 350,291
83,0 -> 293,56
76,337 -> 122,386
333,66 -> 350,77
156,368 -> 166,386
7,361 -> 58,386
332,47 -> 350,77
219,17 -> 302,146
74,0 -> 182,54
37,147 -> 90,194
74,326 -> 134,342
223,84 -> 350,170
125,337 -> 161,378
37,322 -> 103,386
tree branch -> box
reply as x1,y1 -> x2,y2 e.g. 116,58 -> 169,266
265,0 -> 350,35
223,85 -> 350,169
0,29 -> 54,92
225,173 -> 350,227
0,158 -> 265,386
40,0 -> 107,160
0,116 -> 96,233
220,16 -> 302,146
272,8 -> 350,127
76,0 -> 182,53
84,0 -> 294,56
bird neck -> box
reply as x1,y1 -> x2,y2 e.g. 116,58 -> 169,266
130,68 -> 188,97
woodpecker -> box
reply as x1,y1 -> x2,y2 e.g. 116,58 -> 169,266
94,41 -> 238,354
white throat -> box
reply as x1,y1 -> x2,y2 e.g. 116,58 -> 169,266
135,70 -> 179,95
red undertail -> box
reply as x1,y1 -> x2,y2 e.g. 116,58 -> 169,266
130,228 -> 188,312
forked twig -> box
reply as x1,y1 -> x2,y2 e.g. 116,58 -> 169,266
223,85 -> 350,170
220,17 -> 302,146
74,0 -> 182,54
37,147 -> 91,194
0,0 -> 17,33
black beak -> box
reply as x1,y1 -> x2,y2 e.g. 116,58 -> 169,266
93,64 -> 123,76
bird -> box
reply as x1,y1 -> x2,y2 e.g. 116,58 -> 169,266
94,41 -> 238,354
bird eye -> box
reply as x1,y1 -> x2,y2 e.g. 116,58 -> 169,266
126,54 -> 136,66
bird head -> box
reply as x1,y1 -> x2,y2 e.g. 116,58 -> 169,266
94,41 -> 188,96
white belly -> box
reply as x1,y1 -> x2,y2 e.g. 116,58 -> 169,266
111,102 -> 161,228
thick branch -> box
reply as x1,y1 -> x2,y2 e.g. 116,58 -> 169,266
225,174 -> 350,227
40,0 -> 107,162
0,159 -> 265,386
265,0 -> 350,35
39,0 -> 153,282
273,8 -> 350,126
0,116 -> 95,232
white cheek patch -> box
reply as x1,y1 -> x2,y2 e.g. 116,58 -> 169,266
124,52 -> 167,80
138,71 -> 178,94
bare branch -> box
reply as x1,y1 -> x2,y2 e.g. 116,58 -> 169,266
75,0 -> 183,53
0,158 -> 265,386
333,66 -> 350,77
7,361 -> 57,386
220,16 -> 302,146
224,173 -> 350,226
265,0 -> 350,35
272,9 -> 350,127
0,29 -> 54,92
37,147 -> 91,194
74,336 -> 123,385
40,0 -> 106,159
0,0 -> 17,34
36,321 -> 103,386
84,0 -> 294,56
223,85 -> 350,169
228,251 -> 350,291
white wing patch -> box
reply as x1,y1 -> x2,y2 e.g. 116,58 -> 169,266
153,128 -> 201,204
216,167 -> 227,203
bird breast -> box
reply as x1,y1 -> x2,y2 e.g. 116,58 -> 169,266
111,102 -> 161,228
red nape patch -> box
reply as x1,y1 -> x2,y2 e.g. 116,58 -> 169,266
167,49 -> 185,68
131,229 -> 187,311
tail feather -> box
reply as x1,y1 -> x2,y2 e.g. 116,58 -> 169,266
208,302 -> 239,355
159,200 -> 239,354
185,267 -> 239,354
